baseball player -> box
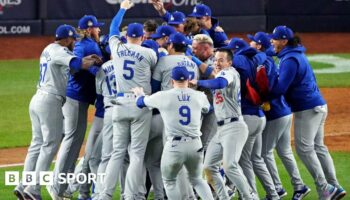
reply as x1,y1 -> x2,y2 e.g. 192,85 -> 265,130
98,1 -> 158,199
132,66 -> 214,200
48,15 -> 105,200
269,25 -> 346,200
188,4 -> 228,48
13,25 -> 100,200
220,38 -> 280,199
190,48 -> 255,200
151,25 -> 176,57
247,31 -> 310,199
151,32 -> 199,200
143,19 -> 158,40
150,0 -> 210,38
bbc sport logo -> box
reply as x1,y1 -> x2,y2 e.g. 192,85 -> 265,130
5,171 -> 106,186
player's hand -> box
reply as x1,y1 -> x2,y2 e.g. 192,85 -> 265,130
88,54 -> 103,65
189,79 -> 198,87
215,26 -> 225,33
150,0 -> 166,15
131,87 -> 145,96
121,0 -> 134,10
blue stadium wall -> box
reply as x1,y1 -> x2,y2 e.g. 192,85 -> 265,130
0,0 -> 350,36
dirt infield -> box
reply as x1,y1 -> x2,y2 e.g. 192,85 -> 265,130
0,33 -> 350,166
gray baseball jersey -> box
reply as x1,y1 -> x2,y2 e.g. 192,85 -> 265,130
109,36 -> 157,95
213,67 -> 242,121
152,55 -> 199,91
144,88 -> 210,138
96,60 -> 116,108
38,43 -> 76,97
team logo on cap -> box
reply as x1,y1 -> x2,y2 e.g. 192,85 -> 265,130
193,7 -> 197,13
88,20 -> 93,27
132,34 -> 136,37
69,30 -> 73,36
170,15 -> 174,21
235,45 -> 240,49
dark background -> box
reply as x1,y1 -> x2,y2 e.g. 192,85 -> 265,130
0,0 -> 350,35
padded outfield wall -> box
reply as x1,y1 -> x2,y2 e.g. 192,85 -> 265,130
0,0 -> 350,36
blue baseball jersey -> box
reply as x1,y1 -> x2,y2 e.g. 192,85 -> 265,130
271,45 -> 326,112
207,18 -> 228,48
66,37 -> 102,104
233,48 -> 264,117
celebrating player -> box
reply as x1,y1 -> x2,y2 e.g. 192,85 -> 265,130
269,25 -> 346,200
14,25 -> 101,200
132,66 -> 214,200
98,0 -> 158,199
190,49 -> 255,200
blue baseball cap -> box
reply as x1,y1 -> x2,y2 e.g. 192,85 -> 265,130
221,38 -> 249,53
172,66 -> 189,81
78,15 -> 104,29
142,39 -> 159,59
55,24 -> 79,40
168,32 -> 191,46
168,11 -> 186,25
151,25 -> 176,39
270,25 -> 294,40
247,32 -> 271,49
127,23 -> 144,38
188,4 -> 211,18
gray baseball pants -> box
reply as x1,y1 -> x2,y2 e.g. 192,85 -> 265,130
99,96 -> 152,200
144,113 -> 165,199
200,111 -> 217,152
204,119 -> 254,200
294,105 -> 340,198
161,137 -> 214,200
261,114 -> 304,191
19,90 -> 64,195
240,115 -> 279,199
77,116 -> 104,198
93,106 -> 129,200
52,97 -> 89,196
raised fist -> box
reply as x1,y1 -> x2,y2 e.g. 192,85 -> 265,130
121,0 -> 134,10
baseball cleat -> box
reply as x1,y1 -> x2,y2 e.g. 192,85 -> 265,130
322,184 -> 337,200
331,186 -> 346,200
14,188 -> 25,200
23,191 -> 42,200
292,185 -> 311,200
277,188 -> 287,198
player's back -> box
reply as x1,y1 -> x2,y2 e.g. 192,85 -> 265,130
214,67 -> 242,121
96,60 -> 116,108
153,55 -> 199,91
111,40 -> 157,95
154,88 -> 209,138
38,43 -> 75,97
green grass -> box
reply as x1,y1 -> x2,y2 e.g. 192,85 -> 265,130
0,151 -> 349,199
0,60 -> 94,148
0,60 -> 38,148
309,61 -> 334,70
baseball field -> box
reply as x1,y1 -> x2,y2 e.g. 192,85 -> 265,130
0,34 -> 350,199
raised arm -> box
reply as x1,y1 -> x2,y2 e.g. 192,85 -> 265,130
110,0 -> 134,37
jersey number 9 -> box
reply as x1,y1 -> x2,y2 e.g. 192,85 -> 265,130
179,105 -> 191,125
123,60 -> 135,80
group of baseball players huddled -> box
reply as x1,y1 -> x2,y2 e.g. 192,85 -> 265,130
13,0 -> 347,200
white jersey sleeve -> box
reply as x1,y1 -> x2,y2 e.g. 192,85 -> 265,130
143,91 -> 164,110
216,68 -> 234,84
200,92 -> 211,114
53,46 -> 76,67
95,68 -> 104,95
